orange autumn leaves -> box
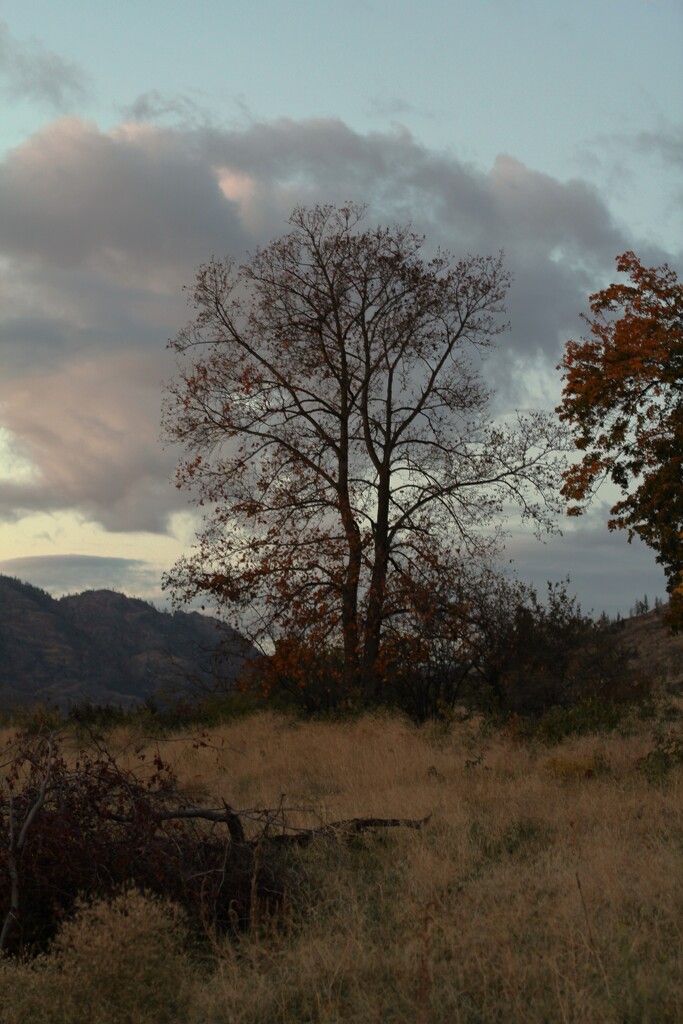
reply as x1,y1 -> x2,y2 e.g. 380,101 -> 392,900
558,251 -> 683,627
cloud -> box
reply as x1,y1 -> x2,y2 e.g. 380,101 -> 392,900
635,124 -> 683,171
0,553 -> 164,600
122,90 -> 211,128
0,20 -> 88,110
365,95 -> 441,128
195,118 -> 628,400
505,516 -> 667,618
581,122 -> 683,181
489,155 -> 620,259
0,118 -> 248,280
0,114 -> 674,540
0,352 -> 187,532
574,123 -> 683,257
636,124 -> 683,218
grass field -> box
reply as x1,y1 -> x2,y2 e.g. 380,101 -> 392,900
1,702 -> 682,1023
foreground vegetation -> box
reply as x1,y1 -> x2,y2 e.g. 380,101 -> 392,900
1,697 -> 682,1023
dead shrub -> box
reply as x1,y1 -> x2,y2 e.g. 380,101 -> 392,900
0,727 -> 284,956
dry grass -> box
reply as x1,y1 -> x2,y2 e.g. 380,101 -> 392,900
1,704 -> 682,1023
0,888 -> 195,1024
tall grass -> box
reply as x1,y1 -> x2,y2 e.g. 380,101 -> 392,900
1,704 -> 682,1022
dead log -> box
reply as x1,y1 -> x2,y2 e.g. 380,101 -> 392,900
257,814 -> 432,847
143,805 -> 430,848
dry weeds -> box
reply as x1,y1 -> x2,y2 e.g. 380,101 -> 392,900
1,705 -> 682,1023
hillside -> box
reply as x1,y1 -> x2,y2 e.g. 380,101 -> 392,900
613,603 -> 683,691
0,576 -> 256,710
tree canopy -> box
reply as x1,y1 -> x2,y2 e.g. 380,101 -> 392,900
164,203 -> 566,696
558,251 -> 683,627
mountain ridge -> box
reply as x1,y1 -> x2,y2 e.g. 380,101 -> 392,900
0,575 -> 255,710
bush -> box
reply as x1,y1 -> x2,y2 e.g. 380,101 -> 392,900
66,700 -> 130,732
636,728 -> 683,784
0,889 -> 194,1024
486,582 -> 640,716
0,727 -> 283,956
251,640 -> 355,715
519,696 -> 628,743
380,565 -> 529,722
65,691 -> 266,736
383,577 -> 640,722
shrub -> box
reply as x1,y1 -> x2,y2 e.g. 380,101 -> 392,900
0,727 -> 282,956
487,582 -> 640,716
0,889 -> 194,1024
251,640 -> 355,715
521,696 -> 627,743
636,728 -> 683,784
385,577 -> 640,722
66,701 -> 130,732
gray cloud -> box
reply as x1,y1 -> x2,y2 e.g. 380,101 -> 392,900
505,519 -> 667,619
196,120 -> 622,246
0,315 -> 76,376
194,118 -> 629,403
574,123 -> 683,255
637,124 -> 683,216
635,124 -> 683,171
365,96 -> 441,128
582,122 -> 683,179
0,20 -> 88,110
0,118 -> 248,277
0,554 -> 164,601
0,262 -> 184,375
0,114 -> 675,542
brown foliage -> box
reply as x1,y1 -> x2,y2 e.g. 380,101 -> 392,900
558,252 -> 683,628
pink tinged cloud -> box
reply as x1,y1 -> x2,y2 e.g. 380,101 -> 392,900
0,353 -> 182,532
0,117 -> 247,282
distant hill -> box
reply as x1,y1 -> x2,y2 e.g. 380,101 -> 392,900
0,576 -> 257,710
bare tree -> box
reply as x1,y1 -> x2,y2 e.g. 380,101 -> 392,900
164,203 -> 566,698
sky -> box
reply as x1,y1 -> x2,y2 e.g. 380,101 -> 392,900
0,0 -> 681,618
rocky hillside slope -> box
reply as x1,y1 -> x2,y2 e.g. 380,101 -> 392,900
615,603 -> 683,692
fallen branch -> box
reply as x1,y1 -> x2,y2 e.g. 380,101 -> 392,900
136,801 -> 246,845
1,726 -> 432,955
105,801 -> 430,848
259,814 -> 432,846
112,804 -> 431,848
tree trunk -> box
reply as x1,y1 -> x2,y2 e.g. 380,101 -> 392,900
361,467 -> 391,700
340,527 -> 362,692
